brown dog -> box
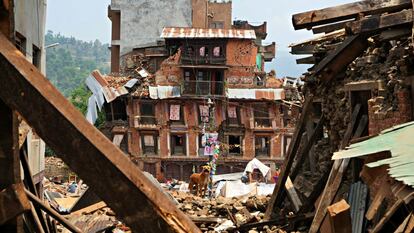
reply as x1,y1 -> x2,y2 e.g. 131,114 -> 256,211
189,166 -> 210,197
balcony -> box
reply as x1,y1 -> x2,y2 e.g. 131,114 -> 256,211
182,80 -> 225,97
134,116 -> 158,130
181,55 -> 226,66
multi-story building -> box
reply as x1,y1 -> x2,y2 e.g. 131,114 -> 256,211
99,0 -> 298,181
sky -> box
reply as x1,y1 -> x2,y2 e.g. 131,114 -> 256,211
46,0 -> 356,77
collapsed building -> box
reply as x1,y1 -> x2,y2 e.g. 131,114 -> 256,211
93,0 -> 301,182
260,1 -> 414,233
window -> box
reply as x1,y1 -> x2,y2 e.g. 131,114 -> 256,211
255,136 -> 270,157
140,102 -> 156,124
196,71 -> 211,95
171,134 -> 186,156
198,134 -> 205,156
228,135 -> 242,155
210,21 -> 224,29
32,45 -> 41,68
254,103 -> 271,127
227,105 -> 240,125
141,133 -> 158,155
169,104 -> 184,125
254,76 -> 265,87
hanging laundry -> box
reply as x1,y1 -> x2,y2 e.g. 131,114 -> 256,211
199,105 -> 209,117
169,104 -> 180,121
228,106 -> 237,119
213,47 -> 221,57
199,47 -> 206,57
144,135 -> 155,146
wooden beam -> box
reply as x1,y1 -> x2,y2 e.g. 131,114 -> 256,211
25,190 -> 82,233
0,33 -> 199,233
309,106 -> 365,233
290,44 -> 316,55
290,114 -> 325,181
292,0 -> 411,30
285,176 -> 303,212
0,97 -> 23,233
312,21 -> 354,34
0,183 -> 31,225
347,9 -> 413,35
296,56 -> 316,64
264,96 -> 313,220
313,35 -> 369,83
326,199 -> 352,233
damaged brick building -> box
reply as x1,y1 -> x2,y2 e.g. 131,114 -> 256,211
97,0 -> 299,181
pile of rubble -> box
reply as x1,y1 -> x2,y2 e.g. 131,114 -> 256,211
171,191 -> 286,233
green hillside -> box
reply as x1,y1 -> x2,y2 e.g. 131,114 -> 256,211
45,31 -> 110,97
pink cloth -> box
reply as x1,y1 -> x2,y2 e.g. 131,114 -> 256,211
199,47 -> 206,57
199,105 -> 209,117
169,105 -> 180,121
228,106 -> 237,119
213,47 -> 220,57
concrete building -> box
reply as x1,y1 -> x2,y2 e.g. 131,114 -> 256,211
14,0 -> 47,188
108,0 -> 235,73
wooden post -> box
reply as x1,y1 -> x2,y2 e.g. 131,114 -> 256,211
0,99 -> 23,232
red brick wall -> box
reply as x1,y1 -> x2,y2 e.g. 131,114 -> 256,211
368,90 -> 412,135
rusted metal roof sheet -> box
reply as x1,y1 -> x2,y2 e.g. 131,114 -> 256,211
227,88 -> 284,100
332,121 -> 414,187
161,27 -> 256,39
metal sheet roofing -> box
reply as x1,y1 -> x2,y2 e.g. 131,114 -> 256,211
332,121 -> 414,187
161,27 -> 256,39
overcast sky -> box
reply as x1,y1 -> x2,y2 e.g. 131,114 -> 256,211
46,0 -> 356,77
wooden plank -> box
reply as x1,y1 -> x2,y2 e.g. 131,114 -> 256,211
290,114 -> 326,180
347,9 -> 413,35
290,44 -> 316,55
292,0 -> 411,30
378,28 -> 412,41
309,106 -> 366,233
285,176 -> 303,212
0,183 -> 31,225
312,21 -> 354,34
365,179 -> 390,221
394,214 -> 411,233
264,96 -> 313,220
71,201 -> 107,215
371,199 -> 404,233
326,199 -> 352,233
0,33 -> 199,233
25,190 -> 82,233
0,98 -> 23,233
313,35 -> 369,83
405,214 -> 414,233
296,56 -> 316,64
353,114 -> 368,138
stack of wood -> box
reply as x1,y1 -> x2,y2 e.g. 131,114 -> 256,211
262,0 -> 414,233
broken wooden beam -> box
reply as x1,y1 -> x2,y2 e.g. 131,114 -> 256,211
285,177 -> 303,212
296,56 -> 316,64
313,35 -> 369,83
325,199 -> 352,233
264,96 -> 313,220
347,9 -> 413,35
0,33 -> 200,233
292,0 -> 411,30
25,189 -> 82,233
0,183 -> 31,225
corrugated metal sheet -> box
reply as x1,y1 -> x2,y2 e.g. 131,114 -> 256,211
348,182 -> 368,233
161,27 -> 256,39
227,88 -> 284,100
332,121 -> 414,187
